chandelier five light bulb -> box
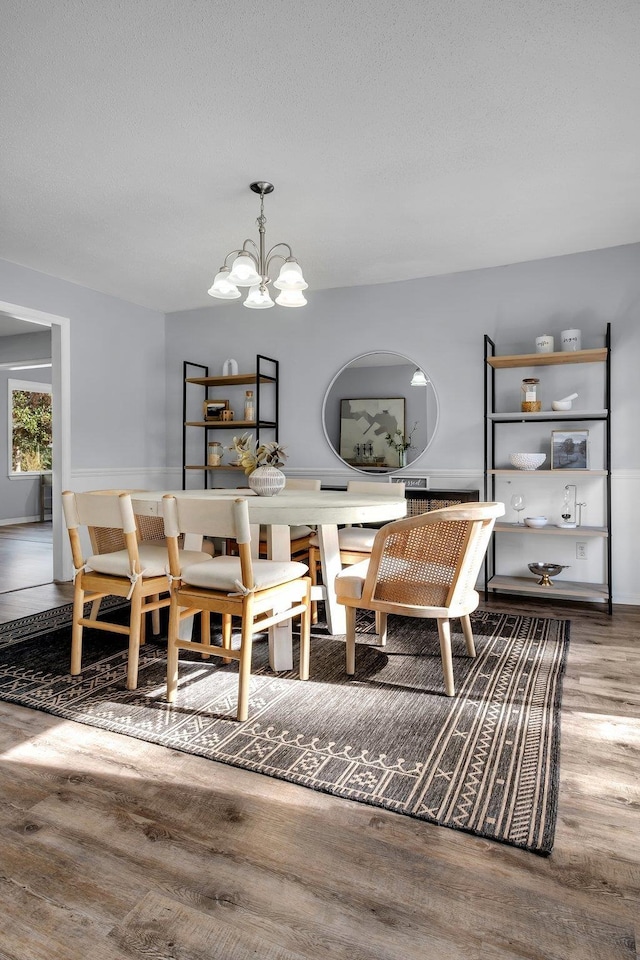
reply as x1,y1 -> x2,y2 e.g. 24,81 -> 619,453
207,181 -> 308,309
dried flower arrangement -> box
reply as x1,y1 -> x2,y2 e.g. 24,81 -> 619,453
229,433 -> 288,475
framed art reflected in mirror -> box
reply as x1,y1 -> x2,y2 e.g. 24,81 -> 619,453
339,398 -> 405,469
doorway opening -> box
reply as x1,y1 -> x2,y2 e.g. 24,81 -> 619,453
0,301 -> 71,587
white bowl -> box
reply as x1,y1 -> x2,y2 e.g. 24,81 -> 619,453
524,516 -> 548,528
552,400 -> 572,411
509,453 -> 547,471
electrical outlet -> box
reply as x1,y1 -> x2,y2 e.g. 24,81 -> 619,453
576,542 -> 587,560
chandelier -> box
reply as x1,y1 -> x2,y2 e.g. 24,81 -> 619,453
207,181 -> 308,309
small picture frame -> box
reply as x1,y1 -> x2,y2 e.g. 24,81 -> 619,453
203,399 -> 230,421
551,429 -> 589,470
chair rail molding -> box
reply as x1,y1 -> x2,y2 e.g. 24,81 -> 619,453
71,466 -> 178,490
284,467 -> 482,487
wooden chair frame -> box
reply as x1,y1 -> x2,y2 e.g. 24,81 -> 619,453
164,495 -> 312,722
62,491 -> 173,690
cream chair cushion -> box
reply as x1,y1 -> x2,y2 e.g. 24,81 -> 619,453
309,526 -> 377,552
335,559 -> 370,600
259,524 -> 313,541
181,555 -> 308,593
87,543 -> 211,578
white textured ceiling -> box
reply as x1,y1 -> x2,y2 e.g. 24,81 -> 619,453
1,0 -> 639,313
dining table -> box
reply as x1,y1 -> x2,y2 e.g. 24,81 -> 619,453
131,487 -> 407,671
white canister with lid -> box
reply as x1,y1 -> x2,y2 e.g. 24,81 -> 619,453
560,329 -> 581,352
535,335 -> 554,353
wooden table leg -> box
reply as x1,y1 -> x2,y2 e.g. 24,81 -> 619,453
317,524 -> 346,636
266,523 -> 294,672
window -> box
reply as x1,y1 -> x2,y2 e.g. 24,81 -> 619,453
8,378 -> 52,477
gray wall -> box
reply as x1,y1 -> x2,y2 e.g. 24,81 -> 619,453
165,243 -> 640,475
0,259 -> 167,483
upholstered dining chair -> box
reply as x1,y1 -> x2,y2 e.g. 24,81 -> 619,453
308,479 -> 405,620
334,502 -> 505,696
62,490 -> 211,690
163,494 -> 312,722
78,487 -> 215,632
81,488 -> 170,634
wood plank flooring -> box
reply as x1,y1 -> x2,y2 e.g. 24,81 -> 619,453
0,521 -> 73,623
0,521 -> 54,596
0,591 -> 638,957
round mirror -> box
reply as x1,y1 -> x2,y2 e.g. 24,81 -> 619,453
322,351 -> 439,473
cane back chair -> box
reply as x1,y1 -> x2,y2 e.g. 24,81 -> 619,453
335,502 -> 505,696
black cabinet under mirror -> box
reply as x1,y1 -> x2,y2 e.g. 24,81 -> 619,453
322,351 -> 439,473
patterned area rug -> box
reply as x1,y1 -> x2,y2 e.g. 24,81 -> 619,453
0,604 -> 569,854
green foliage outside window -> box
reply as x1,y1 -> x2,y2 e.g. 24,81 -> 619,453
11,389 -> 52,472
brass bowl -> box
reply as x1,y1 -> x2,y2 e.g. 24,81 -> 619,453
528,562 -> 569,586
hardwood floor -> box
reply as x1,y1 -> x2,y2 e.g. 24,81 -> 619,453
0,522 -> 73,623
0,521 -> 53,591
0,590 -> 638,958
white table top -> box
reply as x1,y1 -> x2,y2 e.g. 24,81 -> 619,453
132,488 -> 407,526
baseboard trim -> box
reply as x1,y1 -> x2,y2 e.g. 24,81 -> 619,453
0,515 -> 40,526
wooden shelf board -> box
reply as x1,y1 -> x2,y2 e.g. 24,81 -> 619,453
488,468 -> 608,477
487,348 -> 607,369
184,464 -> 244,471
487,575 -> 609,601
184,420 -> 277,429
487,410 -> 607,421
495,523 -> 608,537
185,374 -> 276,386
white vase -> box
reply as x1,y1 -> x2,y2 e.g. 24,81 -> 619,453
248,465 -> 286,497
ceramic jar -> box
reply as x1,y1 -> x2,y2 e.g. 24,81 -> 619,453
560,329 -> 582,352
535,335 -> 554,353
521,378 -> 541,412
248,465 -> 286,497
207,441 -> 223,466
